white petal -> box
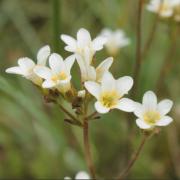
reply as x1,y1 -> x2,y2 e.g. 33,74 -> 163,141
34,66 -> 52,79
156,116 -> 173,126
18,57 -> 35,70
100,28 -> 112,37
64,176 -> 71,180
64,54 -> 76,73
42,80 -> 56,88
116,76 -> 133,95
49,53 -> 65,73
158,99 -> 173,116
61,34 -> 77,46
61,34 -> 77,52
95,101 -> 110,114
77,28 -> 91,47
115,98 -> 135,112
134,102 -> 144,118
136,119 -> 152,129
118,38 -> 130,48
37,45 -> 50,65
76,54 -> 88,81
84,81 -> 101,99
143,91 -> 157,111
87,66 -> 96,81
75,171 -> 90,180
64,46 -> 76,52
160,9 -> 173,17
84,46 -> 93,65
96,57 -> 113,82
101,71 -> 116,92
92,36 -> 107,51
5,66 -> 24,75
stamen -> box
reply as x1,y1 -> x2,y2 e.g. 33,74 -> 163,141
143,111 -> 160,125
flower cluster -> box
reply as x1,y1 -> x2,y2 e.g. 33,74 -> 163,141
147,0 -> 180,22
5,28 -> 173,130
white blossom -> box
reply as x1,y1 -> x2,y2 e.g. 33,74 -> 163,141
147,0 -> 180,18
75,171 -> 90,179
133,91 -> 173,129
85,71 -> 134,114
34,53 -> 75,93
6,45 -> 50,86
99,28 -> 130,56
61,28 -> 107,63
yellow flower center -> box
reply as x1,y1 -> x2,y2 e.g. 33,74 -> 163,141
143,111 -> 160,125
51,72 -> 67,82
160,2 -> 170,13
100,91 -> 121,108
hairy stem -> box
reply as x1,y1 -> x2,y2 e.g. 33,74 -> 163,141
118,132 -> 151,179
83,118 -> 96,178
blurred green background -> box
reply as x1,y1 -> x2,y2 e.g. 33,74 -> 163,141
0,0 -> 180,179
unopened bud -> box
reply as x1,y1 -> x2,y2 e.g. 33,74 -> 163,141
78,90 -> 86,98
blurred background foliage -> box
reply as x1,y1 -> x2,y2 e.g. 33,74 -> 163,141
0,0 -> 180,179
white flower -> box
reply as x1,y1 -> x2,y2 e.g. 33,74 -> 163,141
134,91 -> 173,129
34,53 -> 75,93
76,55 -> 113,82
85,71 -> 134,114
5,45 -> 50,86
61,28 -> 107,63
64,171 -> 90,180
99,28 -> 130,56
75,171 -> 90,179
147,0 -> 180,18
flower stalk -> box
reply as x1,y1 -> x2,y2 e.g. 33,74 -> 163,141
118,131 -> 152,179
142,12 -> 159,60
52,0 -> 61,53
131,0 -> 144,98
83,117 -> 96,179
56,102 -> 82,127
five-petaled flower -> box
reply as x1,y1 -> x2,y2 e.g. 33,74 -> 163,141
61,28 -> 107,62
6,45 -> 50,86
34,53 -> 75,93
85,71 -> 134,114
147,0 -> 180,18
133,91 -> 173,129
99,28 -> 130,56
